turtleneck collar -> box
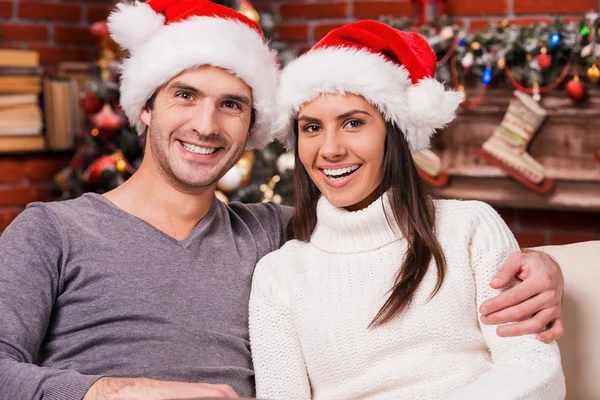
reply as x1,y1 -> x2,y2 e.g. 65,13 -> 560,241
310,192 -> 403,253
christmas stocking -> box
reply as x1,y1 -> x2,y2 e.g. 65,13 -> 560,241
413,149 -> 449,187
476,90 -> 554,193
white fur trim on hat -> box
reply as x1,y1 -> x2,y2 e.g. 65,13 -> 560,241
275,47 -> 463,152
108,2 -> 166,52
109,8 -> 279,149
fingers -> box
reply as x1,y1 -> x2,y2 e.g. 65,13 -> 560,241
214,384 -> 239,398
490,252 -> 528,289
494,307 -> 560,338
537,317 -> 565,343
480,278 -> 541,316
481,289 -> 556,325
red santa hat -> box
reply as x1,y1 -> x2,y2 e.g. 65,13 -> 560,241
107,0 -> 279,149
275,20 -> 463,152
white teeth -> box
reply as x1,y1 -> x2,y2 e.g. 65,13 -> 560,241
323,165 -> 360,179
180,141 -> 217,155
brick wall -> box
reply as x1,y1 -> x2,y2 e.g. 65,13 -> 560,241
0,0 -> 115,66
0,156 -> 69,231
1,0 -> 600,245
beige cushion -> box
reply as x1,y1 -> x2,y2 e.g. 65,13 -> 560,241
533,241 -> 600,400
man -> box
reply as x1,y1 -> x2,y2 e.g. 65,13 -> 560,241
0,0 -> 564,399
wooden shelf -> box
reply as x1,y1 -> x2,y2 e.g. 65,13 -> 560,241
433,176 -> 600,212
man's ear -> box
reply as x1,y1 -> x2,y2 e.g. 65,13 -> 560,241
140,108 -> 151,127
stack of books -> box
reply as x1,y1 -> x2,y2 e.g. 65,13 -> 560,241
0,49 -> 45,152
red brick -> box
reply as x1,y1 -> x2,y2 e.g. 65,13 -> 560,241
0,160 -> 27,183
0,184 -> 51,207
509,18 -> 553,27
0,207 -> 22,231
1,23 -> 48,42
54,25 -> 95,44
26,158 -> 69,182
274,24 -> 309,42
470,19 -> 498,32
354,1 -> 411,19
27,45 -> 94,65
0,1 -> 13,18
86,5 -> 113,23
446,0 -> 507,16
280,2 -> 348,19
18,2 -> 81,22
514,0 -> 596,14
314,23 -> 345,41
520,209 -> 600,234
550,233 -> 600,245
514,232 -> 548,248
252,0 -> 274,12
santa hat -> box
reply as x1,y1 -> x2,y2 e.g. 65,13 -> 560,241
107,0 -> 279,149
275,20 -> 463,152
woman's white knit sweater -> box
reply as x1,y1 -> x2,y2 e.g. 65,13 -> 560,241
249,195 -> 565,400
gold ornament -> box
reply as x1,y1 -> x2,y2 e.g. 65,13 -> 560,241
215,190 -> 229,204
500,19 -> 510,29
238,0 -> 259,22
471,42 -> 481,51
587,64 -> 600,84
260,175 -> 282,204
236,150 -> 256,183
498,59 -> 506,68
115,151 -> 127,173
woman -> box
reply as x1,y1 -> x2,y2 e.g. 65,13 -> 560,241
249,21 -> 565,399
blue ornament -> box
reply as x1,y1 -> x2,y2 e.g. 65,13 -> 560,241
549,33 -> 561,46
458,38 -> 466,46
482,67 -> 493,84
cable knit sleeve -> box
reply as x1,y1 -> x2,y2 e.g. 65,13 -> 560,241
444,202 -> 565,400
249,248 -> 312,400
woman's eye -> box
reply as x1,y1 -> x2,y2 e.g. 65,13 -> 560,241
303,125 -> 320,133
345,119 -> 363,129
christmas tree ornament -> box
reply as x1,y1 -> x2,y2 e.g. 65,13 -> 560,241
412,149 -> 448,187
89,21 -> 109,38
92,104 -> 123,131
218,165 -> 244,192
276,152 -> 295,174
481,66 -> 493,84
566,75 -> 587,104
587,64 -> 600,84
470,41 -> 481,51
82,154 -> 118,185
215,190 -> 229,204
549,33 -> 561,46
238,0 -> 259,22
260,175 -> 282,204
475,91 -> 554,193
82,90 -> 103,115
439,26 -> 454,41
236,150 -> 256,184
461,52 -> 474,70
537,52 -> 552,70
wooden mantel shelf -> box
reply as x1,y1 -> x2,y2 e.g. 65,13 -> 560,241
430,87 -> 600,212
433,177 -> 600,212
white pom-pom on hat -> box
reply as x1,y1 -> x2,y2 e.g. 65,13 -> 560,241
107,2 -> 165,53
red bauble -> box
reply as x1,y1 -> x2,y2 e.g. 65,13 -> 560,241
92,104 -> 123,131
566,77 -> 587,104
81,90 -> 103,114
536,53 -> 552,69
82,154 -> 117,185
89,21 -> 109,38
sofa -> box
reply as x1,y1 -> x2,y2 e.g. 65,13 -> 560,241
535,241 -> 600,400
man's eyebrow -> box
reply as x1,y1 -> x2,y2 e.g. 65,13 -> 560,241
167,82 -> 203,95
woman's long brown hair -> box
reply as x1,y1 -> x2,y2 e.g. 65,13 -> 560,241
288,121 -> 447,327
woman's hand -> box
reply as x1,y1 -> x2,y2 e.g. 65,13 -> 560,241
479,251 -> 564,343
